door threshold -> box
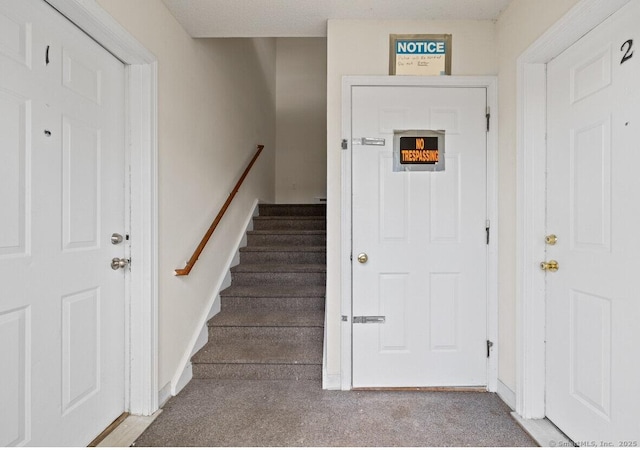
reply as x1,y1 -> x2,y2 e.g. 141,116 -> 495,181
353,386 -> 487,392
89,413 -> 129,447
511,413 -> 571,447
89,410 -> 162,447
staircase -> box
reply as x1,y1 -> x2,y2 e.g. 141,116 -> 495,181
191,204 -> 326,381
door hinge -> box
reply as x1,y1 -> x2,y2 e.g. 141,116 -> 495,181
486,340 -> 494,358
485,220 -> 490,245
341,139 -> 348,150
486,107 -> 491,132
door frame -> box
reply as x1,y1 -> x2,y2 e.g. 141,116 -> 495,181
45,0 -> 159,415
340,76 -> 499,391
515,0 -> 630,420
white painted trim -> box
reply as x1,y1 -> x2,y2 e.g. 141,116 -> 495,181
322,368 -> 341,391
174,363 -> 193,395
511,413 -> 570,447
497,380 -> 516,411
515,0 -> 631,420
157,383 -> 172,409
340,76 -> 499,391
340,78 -> 353,391
44,0 -> 159,416
169,199 -> 260,396
45,0 -> 155,64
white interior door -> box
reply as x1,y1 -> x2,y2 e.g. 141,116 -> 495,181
546,0 -> 640,443
0,0 -> 127,446
351,86 -> 488,388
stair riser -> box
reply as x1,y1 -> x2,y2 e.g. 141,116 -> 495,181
240,251 -> 326,264
192,363 -> 321,381
221,297 -> 325,312
231,271 -> 326,286
208,326 -> 323,342
253,219 -> 325,231
259,205 -> 326,217
247,234 -> 326,246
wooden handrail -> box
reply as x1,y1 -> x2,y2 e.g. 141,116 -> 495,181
175,144 -> 265,276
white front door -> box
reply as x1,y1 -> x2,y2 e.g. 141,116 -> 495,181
351,86 -> 488,387
0,0 -> 127,446
546,0 -> 640,443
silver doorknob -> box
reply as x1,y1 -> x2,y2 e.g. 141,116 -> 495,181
357,253 -> 368,264
111,257 -> 130,270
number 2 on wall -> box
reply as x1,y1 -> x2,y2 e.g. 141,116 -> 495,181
621,39 -> 634,64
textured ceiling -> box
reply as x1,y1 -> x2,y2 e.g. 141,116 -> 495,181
161,0 -> 513,37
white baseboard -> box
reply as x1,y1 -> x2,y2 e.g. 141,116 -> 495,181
322,372 -> 342,390
321,305 -> 341,390
170,199 -> 259,396
497,379 -> 516,410
174,363 -> 192,395
158,382 -> 171,408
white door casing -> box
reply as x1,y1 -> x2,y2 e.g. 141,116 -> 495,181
352,86 -> 488,387
45,0 -> 159,418
545,1 -> 640,442
0,0 -> 126,445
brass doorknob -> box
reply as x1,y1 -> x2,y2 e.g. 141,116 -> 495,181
540,260 -> 559,272
357,253 -> 368,264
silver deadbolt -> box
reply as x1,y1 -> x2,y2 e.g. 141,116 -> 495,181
111,257 -> 130,270
111,233 -> 124,245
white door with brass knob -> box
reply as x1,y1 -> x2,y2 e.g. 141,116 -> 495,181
545,1 -> 640,442
351,85 -> 488,387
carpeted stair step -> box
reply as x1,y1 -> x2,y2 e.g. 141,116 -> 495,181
252,216 -> 326,231
221,295 -> 325,312
191,338 -> 322,381
219,284 -> 325,312
209,309 -> 324,327
208,324 -> 323,342
192,338 -> 322,365
192,362 -> 321,381
230,263 -> 326,285
246,230 -> 326,247
208,310 -> 323,342
239,246 -> 326,264
258,204 -> 326,217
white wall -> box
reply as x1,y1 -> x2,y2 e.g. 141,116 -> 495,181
96,0 -> 276,392
495,0 -> 581,392
326,19 -> 498,379
275,38 -> 327,203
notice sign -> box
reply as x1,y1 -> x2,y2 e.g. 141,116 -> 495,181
390,34 -> 452,76
400,137 -> 439,164
393,130 -> 445,172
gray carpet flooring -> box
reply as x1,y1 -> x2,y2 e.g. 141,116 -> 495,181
133,380 -> 536,447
